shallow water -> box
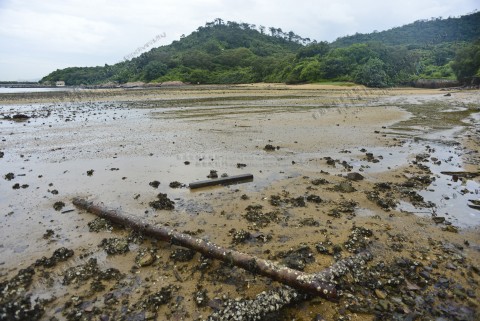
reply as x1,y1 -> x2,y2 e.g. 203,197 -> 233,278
0,87 -> 72,94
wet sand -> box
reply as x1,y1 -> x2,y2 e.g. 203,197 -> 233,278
0,84 -> 479,320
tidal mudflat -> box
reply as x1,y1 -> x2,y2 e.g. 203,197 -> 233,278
1,84 -> 479,320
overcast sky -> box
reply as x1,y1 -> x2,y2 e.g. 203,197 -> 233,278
0,0 -> 477,81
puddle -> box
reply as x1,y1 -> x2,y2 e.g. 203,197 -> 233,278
396,134 -> 479,227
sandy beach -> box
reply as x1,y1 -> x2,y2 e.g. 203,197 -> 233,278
1,84 -> 479,320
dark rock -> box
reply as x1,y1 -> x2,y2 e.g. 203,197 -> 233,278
43,229 -> 55,239
140,286 -> 173,311
170,248 -> 195,262
149,193 -> 175,210
306,194 -> 322,203
332,181 -> 356,193
207,170 -> 218,178
135,249 -> 156,267
432,216 -> 446,224
311,178 -> 329,185
344,226 -> 373,253
53,201 -> 66,211
298,218 -> 319,227
289,196 -> 306,207
88,217 -> 113,232
99,238 -> 129,255
4,172 -> 14,180
244,205 -> 279,227
35,247 -> 74,268
194,289 -> 209,307
264,144 -> 276,151
230,229 -> 251,244
149,180 -> 160,188
325,157 -> 336,166
419,270 -> 430,280
315,243 -> 331,255
346,172 -> 364,181
169,181 -> 183,188
442,225 -> 459,233
275,246 -> 314,271
12,114 -> 30,120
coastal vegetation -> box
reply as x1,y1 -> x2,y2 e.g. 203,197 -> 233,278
40,12 -> 480,87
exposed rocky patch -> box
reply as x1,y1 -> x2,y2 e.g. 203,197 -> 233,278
149,193 -> 175,210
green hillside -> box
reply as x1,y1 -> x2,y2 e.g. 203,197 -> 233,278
332,11 -> 480,47
41,20 -> 304,86
41,13 -> 480,87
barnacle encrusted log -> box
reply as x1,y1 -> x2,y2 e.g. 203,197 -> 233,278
72,198 -> 372,300
208,251 -> 373,320
207,286 -> 305,321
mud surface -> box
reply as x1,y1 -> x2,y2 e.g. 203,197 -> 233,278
1,84 -> 479,320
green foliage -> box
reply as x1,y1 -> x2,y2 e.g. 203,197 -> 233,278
183,69 -> 211,84
299,60 -> 323,81
40,13 -> 480,87
143,61 -> 167,82
296,42 -> 330,59
354,58 -> 390,87
451,41 -> 480,83
333,12 -> 480,47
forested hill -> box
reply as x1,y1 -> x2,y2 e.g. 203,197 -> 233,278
41,12 -> 480,87
333,11 -> 480,47
41,20 -> 305,86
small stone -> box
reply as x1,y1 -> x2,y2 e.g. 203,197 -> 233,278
432,216 -> 445,224
149,193 -> 175,210
136,251 -> 155,267
149,180 -> 160,188
264,144 -> 276,151
333,181 -> 356,193
375,289 -> 387,299
170,248 -> 195,262
346,172 -> 364,181
169,181 -> 182,188
419,270 -> 430,279
100,238 -> 129,255
4,172 -> 15,180
311,178 -> 329,185
53,201 -> 66,211
207,170 -> 218,178
442,225 -> 459,233
378,299 -> 389,311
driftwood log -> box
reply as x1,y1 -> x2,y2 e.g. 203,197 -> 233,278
208,251 -> 373,320
189,173 -> 254,189
72,198 -> 372,301
440,171 -> 479,179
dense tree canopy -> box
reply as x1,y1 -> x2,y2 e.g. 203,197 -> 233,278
451,40 -> 480,83
41,12 -> 480,87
